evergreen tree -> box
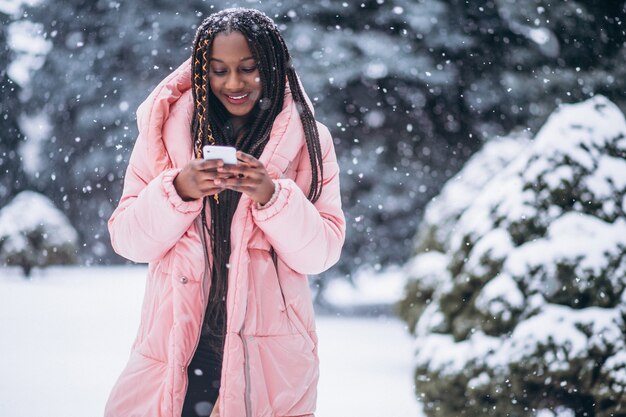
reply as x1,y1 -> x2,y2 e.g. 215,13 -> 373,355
0,10 -> 27,207
26,0 -> 207,263
268,0 -> 626,275
398,96 -> 626,417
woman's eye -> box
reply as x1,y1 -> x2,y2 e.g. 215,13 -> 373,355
241,67 -> 257,73
211,69 -> 227,75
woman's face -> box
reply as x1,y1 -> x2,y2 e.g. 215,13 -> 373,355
209,31 -> 262,120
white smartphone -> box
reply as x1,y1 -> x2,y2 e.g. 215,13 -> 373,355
202,145 -> 238,165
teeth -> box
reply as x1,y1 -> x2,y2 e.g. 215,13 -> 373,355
228,93 -> 248,100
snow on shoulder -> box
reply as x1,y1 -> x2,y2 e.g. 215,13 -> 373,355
399,95 -> 626,417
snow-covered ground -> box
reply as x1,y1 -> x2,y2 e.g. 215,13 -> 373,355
0,266 -> 423,417
323,265 -> 409,309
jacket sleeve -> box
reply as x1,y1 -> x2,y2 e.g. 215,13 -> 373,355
107,131 -> 203,263
250,124 -> 346,275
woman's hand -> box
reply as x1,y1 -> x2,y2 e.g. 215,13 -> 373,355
173,159 -> 233,201
213,151 -> 275,205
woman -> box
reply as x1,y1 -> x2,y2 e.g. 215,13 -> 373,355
104,8 -> 345,417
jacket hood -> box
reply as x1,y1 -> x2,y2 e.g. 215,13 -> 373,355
135,57 -> 315,179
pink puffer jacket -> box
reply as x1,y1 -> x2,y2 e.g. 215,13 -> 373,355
104,58 -> 345,417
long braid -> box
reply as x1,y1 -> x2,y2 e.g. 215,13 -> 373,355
190,8 -> 324,357
192,37 -> 214,158
286,68 -> 323,202
269,31 -> 323,201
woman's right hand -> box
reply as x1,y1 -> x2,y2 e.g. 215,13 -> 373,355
173,159 -> 233,201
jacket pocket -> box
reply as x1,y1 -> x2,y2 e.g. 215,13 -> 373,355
133,261 -> 164,348
270,248 -> 316,352
250,333 -> 318,416
286,304 -> 315,352
135,255 -> 174,362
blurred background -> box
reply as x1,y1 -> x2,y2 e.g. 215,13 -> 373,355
1,1 -> 625,416
2,0 -> 624,282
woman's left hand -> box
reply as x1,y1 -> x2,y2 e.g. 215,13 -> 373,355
214,151 -> 275,205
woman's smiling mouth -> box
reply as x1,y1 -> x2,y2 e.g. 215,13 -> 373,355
226,93 -> 250,104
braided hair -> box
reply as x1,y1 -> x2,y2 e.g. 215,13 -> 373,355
190,8 -> 324,358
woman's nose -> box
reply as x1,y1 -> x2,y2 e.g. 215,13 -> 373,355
225,72 -> 243,90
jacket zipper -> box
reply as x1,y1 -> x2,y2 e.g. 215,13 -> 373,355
187,209 -> 253,417
238,216 -> 253,417
180,216 -> 211,416
240,310 -> 252,417
192,213 -> 251,417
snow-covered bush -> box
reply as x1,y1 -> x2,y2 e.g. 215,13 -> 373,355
397,96 -> 626,417
397,132 -> 531,331
0,191 -> 78,276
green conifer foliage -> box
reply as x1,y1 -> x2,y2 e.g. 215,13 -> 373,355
0,10 -> 27,207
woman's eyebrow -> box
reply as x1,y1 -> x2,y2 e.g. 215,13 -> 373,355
210,57 -> 255,62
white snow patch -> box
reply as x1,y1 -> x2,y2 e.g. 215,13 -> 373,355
475,273 -> 525,318
527,27 -> 552,45
467,371 -> 490,390
364,61 -> 388,79
421,133 -> 530,248
7,19 -> 51,87
414,331 -> 499,376
405,251 -> 450,291
414,301 -> 446,336
602,350 -> 626,388
535,407 -> 575,417
18,112 -> 51,176
504,214 -> 626,293
487,304 -> 624,371
0,191 -> 78,252
0,266 -> 425,417
465,228 -> 513,278
324,265 -> 407,307
585,155 -> 626,199
532,96 -> 625,169
541,165 -> 574,189
0,0 -> 40,15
